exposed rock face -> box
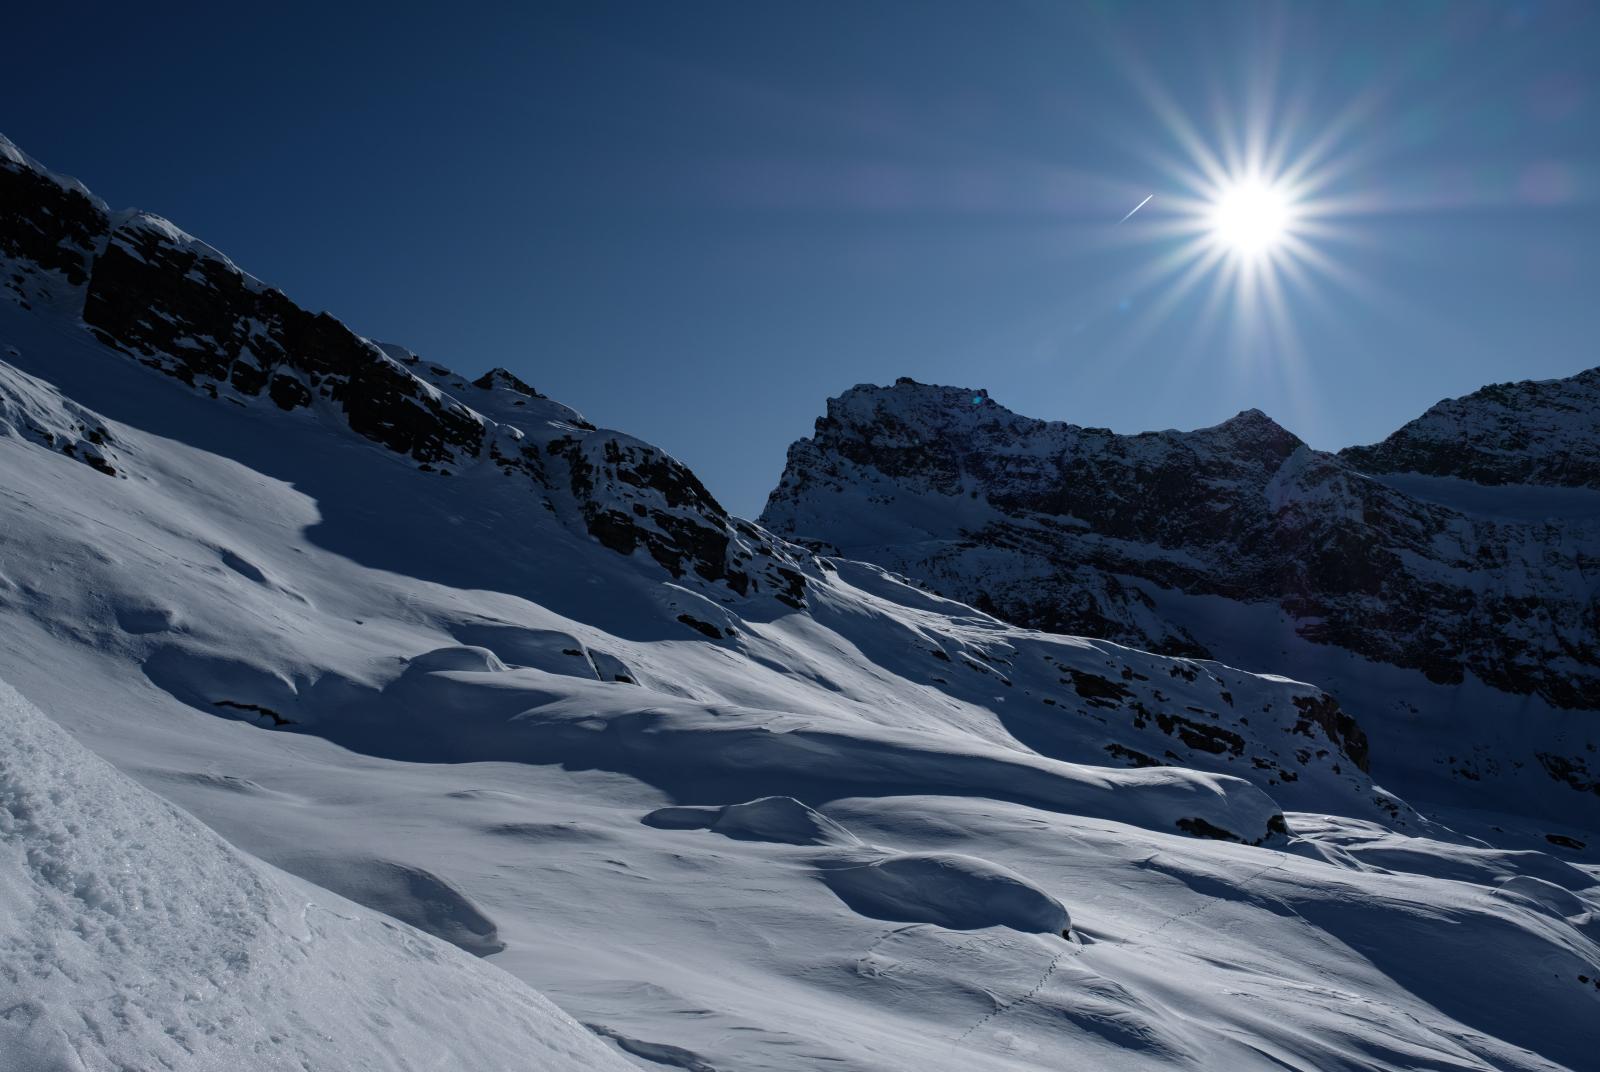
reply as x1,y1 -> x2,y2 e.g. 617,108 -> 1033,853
0,139 -> 106,306
1340,368 -> 1600,489
83,212 -> 485,465
0,360 -> 121,476
762,379 -> 1600,710
0,135 -> 807,609
546,431 -> 806,606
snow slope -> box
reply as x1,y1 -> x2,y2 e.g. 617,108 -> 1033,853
0,677 -> 631,1072
2,133 -> 1599,1070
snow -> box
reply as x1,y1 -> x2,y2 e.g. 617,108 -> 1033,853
106,210 -> 254,283
0,677 -> 631,1072
0,134 -> 104,207
3,297 -> 1597,1071
1,136 -> 1598,1070
817,850 -> 1073,935
645,795 -> 863,845
1374,471 -> 1600,521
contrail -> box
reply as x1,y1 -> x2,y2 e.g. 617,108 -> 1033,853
1118,194 -> 1154,224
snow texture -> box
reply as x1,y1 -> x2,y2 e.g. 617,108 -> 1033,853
0,679 -> 630,1072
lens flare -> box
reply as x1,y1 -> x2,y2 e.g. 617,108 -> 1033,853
1078,31 -> 1398,394
1209,179 -> 1292,256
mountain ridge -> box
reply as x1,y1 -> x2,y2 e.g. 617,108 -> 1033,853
0,127 -> 1408,849
763,376 -> 1600,812
1,132 -> 812,614
1340,365 -> 1600,488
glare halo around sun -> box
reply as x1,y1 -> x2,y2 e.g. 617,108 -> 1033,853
1099,56 -> 1381,370
1209,179 -> 1292,256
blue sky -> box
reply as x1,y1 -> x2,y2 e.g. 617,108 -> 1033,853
7,1 -> 1598,516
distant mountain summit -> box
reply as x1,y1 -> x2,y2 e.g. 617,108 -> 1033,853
764,378 -> 1600,804
763,378 -> 1597,704
1340,367 -> 1600,488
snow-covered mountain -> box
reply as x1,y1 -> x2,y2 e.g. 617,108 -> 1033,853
2,133 -> 1598,1070
762,380 -> 1600,819
1340,367 -> 1600,489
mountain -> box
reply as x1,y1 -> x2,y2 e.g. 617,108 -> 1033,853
0,134 -> 1381,826
2,133 -> 1598,1070
1340,367 -> 1600,489
762,379 -> 1600,815
1,136 -> 807,612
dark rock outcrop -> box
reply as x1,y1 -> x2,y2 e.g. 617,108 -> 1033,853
0,135 -> 809,610
0,141 -> 105,306
82,213 -> 485,466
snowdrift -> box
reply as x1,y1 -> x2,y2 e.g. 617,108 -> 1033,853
0,678 -> 628,1072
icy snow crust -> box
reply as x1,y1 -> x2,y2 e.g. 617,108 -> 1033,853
0,679 -> 630,1072
0,135 -> 1597,1070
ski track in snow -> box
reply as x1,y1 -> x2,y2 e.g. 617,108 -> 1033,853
953,856 -> 1290,1044
954,944 -> 1079,1043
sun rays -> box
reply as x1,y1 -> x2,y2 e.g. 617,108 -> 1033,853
1086,45 -> 1398,399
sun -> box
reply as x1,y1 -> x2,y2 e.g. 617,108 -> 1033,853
1086,46 -> 1385,376
1208,179 -> 1293,256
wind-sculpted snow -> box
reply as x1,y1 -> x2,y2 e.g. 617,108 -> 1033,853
0,394 -> 1393,844
650,798 -> 1074,933
1,132 -> 1598,1070
0,678 -> 630,1072
0,359 -> 121,476
764,378 -> 1600,818
274,853 -> 508,956
818,850 -> 1073,935
139,635 -> 1301,844
646,796 -> 864,845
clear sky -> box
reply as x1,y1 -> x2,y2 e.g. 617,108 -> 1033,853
7,2 -> 1598,517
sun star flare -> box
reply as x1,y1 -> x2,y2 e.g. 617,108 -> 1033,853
1209,178 -> 1293,256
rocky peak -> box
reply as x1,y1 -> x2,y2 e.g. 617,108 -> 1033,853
1340,365 -> 1600,488
772,381 -> 1312,547
823,380 -> 1017,441
471,367 -> 545,399
0,132 -> 811,610
764,381 -> 1600,712
1208,406 -> 1299,445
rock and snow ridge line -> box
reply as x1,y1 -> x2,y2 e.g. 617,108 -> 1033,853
0,350 -> 1399,837
763,376 -> 1600,708
0,131 -> 1393,831
1341,365 -> 1600,489
0,131 -> 809,613
762,377 -> 1600,819
0,127 -> 1583,821
2,134 -> 1600,1072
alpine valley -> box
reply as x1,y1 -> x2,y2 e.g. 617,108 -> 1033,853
1,134 -> 1596,1071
